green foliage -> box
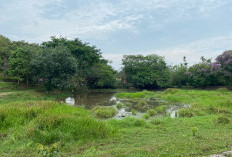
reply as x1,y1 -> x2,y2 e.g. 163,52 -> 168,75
149,118 -> 164,125
143,113 -> 150,119
122,54 -> 170,89
92,106 -> 117,118
164,88 -> 179,94
7,47 -> 32,84
37,143 -> 60,157
155,105 -> 168,113
216,115 -> 231,124
134,118 -> 146,126
114,90 -> 155,99
0,101 -> 115,145
132,109 -> 137,115
116,103 -> 123,109
147,109 -> 156,117
0,35 -> 12,71
191,127 -> 198,136
169,57 -> 188,87
31,46 -> 77,90
178,108 -> 194,117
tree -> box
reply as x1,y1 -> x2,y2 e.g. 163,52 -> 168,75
41,37 -> 114,89
122,54 -> 170,89
31,46 -> 77,90
186,57 -> 220,88
170,57 -> 188,87
0,35 -> 12,71
7,47 -> 32,85
214,50 -> 232,85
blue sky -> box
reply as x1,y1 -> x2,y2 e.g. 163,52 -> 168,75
1,0 -> 232,70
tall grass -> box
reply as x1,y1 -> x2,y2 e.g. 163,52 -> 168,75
0,101 -> 116,145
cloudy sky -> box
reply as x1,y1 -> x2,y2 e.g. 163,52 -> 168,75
1,0 -> 232,70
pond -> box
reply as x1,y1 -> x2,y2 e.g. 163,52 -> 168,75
65,90 -> 188,119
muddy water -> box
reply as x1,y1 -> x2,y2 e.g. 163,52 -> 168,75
65,91 -> 187,119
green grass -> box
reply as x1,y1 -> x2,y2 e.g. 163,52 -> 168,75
114,90 -> 155,99
2,82 -> 232,156
92,106 -> 118,118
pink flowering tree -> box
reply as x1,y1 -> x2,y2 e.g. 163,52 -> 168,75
214,50 -> 232,85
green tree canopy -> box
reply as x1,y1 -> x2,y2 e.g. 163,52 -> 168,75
122,54 -> 170,89
31,46 -> 77,90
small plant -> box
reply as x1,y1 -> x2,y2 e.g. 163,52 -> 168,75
116,103 -> 123,109
156,106 -> 168,113
132,109 -> 137,115
143,113 -> 150,119
92,106 -> 117,118
216,115 -> 231,124
37,143 -> 60,157
191,127 -> 198,136
138,100 -> 147,107
147,109 -> 156,117
178,108 -> 194,117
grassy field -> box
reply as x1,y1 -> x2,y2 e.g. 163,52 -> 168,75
1,82 -> 232,157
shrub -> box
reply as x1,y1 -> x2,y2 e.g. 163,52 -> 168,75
37,143 -> 60,157
191,127 -> 198,136
155,106 -> 168,113
216,115 -> 231,124
116,103 -> 123,109
138,100 -> 147,107
178,108 -> 194,117
132,109 -> 137,115
92,106 -> 117,118
143,113 -> 150,119
147,109 -> 156,117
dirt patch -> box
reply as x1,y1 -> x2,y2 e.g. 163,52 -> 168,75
0,92 -> 15,98
207,150 -> 232,157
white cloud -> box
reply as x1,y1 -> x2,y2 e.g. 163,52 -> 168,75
0,0 -> 228,42
104,34 -> 232,70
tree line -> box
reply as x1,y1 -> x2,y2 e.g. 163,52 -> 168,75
0,35 -> 116,90
1,34 -> 232,90
122,51 -> 232,89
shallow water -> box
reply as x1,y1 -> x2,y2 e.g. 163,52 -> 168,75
65,91 -> 187,119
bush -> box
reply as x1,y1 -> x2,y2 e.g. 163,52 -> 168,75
92,106 -> 117,118
143,113 -> 150,119
155,106 -> 168,113
178,108 -> 194,117
147,109 -> 156,117
116,103 -> 123,109
132,109 -> 137,115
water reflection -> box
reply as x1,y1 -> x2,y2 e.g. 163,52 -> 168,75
66,92 -> 116,109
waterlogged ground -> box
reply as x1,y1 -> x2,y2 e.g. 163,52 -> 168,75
1,81 -> 232,156
65,90 -> 188,119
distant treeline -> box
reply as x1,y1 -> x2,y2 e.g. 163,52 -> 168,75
0,35 -> 116,90
1,34 -> 231,90
121,51 -> 232,89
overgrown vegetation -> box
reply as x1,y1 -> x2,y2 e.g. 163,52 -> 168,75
1,82 -> 232,156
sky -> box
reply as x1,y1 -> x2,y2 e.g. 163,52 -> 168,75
1,0 -> 232,70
